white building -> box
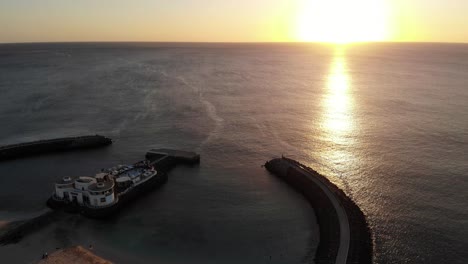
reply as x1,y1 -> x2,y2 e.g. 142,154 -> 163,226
54,175 -> 116,207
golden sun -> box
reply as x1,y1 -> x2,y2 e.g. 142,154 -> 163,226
296,0 -> 389,43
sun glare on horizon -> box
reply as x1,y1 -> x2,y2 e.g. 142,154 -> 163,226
296,0 -> 389,43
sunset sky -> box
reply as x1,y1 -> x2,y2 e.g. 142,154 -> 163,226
1,0 -> 467,43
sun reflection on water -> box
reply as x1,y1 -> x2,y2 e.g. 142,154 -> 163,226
320,46 -> 356,170
324,47 -> 354,137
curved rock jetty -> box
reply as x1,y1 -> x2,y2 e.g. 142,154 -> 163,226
264,157 -> 372,264
0,135 -> 112,161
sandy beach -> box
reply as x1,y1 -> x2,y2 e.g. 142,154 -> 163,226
37,246 -> 112,264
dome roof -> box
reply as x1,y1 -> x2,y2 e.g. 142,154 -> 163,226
88,181 -> 114,191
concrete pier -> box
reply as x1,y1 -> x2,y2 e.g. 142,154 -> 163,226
145,149 -> 200,172
0,148 -> 200,245
146,149 -> 200,163
265,157 -> 372,264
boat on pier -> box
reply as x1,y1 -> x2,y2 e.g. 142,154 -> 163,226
47,149 -> 199,218
47,160 -> 166,218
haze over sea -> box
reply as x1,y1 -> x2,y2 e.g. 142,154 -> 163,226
0,43 -> 467,264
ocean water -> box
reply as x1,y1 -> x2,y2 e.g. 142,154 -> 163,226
0,42 -> 467,263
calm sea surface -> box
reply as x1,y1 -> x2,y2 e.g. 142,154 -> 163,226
0,43 -> 467,263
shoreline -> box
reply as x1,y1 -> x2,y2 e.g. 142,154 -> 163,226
265,157 -> 373,264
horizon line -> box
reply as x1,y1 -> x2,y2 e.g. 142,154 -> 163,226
1,40 -> 467,45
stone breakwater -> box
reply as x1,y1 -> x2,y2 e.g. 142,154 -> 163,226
0,210 -> 58,246
0,135 -> 112,161
264,157 -> 372,264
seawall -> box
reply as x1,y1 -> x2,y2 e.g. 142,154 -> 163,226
265,157 -> 372,264
0,210 -> 59,246
0,135 -> 112,161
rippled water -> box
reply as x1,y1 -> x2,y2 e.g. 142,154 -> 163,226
0,43 -> 467,263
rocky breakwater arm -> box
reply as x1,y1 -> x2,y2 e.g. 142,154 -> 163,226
264,157 -> 372,264
0,135 -> 112,161
0,210 -> 59,246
